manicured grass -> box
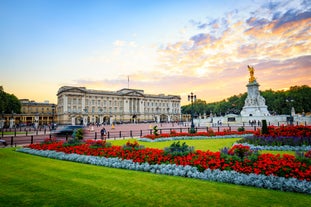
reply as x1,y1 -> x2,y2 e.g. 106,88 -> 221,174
1,131 -> 27,135
108,138 -> 241,151
1,148 -> 310,207
108,138 -> 297,155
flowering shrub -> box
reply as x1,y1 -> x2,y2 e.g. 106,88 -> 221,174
123,140 -> 145,150
163,141 -> 195,157
41,138 -> 58,144
254,125 -> 311,138
227,144 -> 254,159
24,140 -> 311,181
85,140 -> 111,149
305,150 -> 311,159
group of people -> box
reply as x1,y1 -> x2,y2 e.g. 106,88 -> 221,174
249,120 -> 261,126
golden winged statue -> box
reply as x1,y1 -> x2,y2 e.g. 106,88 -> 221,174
248,65 -> 256,83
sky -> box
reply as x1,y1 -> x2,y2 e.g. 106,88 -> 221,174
1,0 -> 310,105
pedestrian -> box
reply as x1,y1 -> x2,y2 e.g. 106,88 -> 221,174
100,127 -> 106,140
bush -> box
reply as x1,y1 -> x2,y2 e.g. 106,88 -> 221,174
74,128 -> 84,140
41,138 -> 58,144
63,138 -> 84,147
238,127 -> 245,132
86,140 -> 111,149
153,126 -> 159,136
189,127 -> 197,134
164,141 -> 194,157
123,140 -> 145,150
261,120 -> 268,135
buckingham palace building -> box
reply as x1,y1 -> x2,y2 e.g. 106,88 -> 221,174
56,86 -> 181,125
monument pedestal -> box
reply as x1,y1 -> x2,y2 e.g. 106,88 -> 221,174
240,81 -> 270,117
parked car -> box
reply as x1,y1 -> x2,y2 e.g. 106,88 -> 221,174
52,125 -> 84,137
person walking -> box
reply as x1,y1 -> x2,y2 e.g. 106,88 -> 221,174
100,127 -> 106,140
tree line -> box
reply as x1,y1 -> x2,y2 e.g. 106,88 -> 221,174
181,85 -> 311,117
0,86 -> 21,115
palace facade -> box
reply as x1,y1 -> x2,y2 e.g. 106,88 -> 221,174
0,99 -> 56,128
56,86 -> 181,125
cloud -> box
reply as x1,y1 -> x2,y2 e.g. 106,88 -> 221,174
113,40 -> 137,47
154,0 -> 311,103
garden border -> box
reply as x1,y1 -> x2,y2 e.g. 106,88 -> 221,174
138,135 -> 311,151
16,147 -> 311,194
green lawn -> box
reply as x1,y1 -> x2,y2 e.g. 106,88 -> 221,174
1,131 -> 28,135
108,138 -> 296,155
108,138 -> 240,151
1,145 -> 310,207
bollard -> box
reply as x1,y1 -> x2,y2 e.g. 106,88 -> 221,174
130,130 -> 132,137
119,131 -> 121,138
14,128 -> 16,137
11,136 -> 13,146
95,132 -> 97,140
140,130 -> 142,137
31,135 -> 33,144
66,134 -> 68,141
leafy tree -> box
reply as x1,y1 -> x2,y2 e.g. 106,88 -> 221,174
181,85 -> 311,116
0,86 -> 21,114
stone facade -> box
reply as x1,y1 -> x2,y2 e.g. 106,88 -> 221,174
0,99 -> 56,128
240,66 -> 270,117
56,86 -> 181,125
240,81 -> 270,117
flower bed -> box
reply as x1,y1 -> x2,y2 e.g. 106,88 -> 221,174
143,130 -> 255,140
239,125 -> 311,147
19,139 -> 311,194
17,146 -> 311,194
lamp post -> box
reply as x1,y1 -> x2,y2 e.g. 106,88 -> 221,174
83,108 -> 88,126
286,99 -> 294,125
188,92 -> 196,133
10,110 -> 14,129
1,111 -> 4,129
51,104 -> 55,130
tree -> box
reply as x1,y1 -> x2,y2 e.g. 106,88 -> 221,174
181,85 -> 311,116
0,86 -> 21,114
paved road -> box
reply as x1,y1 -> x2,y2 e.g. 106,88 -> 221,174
0,122 -> 259,147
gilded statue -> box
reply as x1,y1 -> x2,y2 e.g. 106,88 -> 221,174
248,65 -> 256,83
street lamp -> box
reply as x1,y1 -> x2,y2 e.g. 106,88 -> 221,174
1,111 -> 4,129
51,104 -> 55,130
10,110 -> 14,128
286,99 -> 294,125
188,92 -> 196,133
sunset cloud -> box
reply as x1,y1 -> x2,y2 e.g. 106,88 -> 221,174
151,0 -> 311,103
1,0 -> 310,105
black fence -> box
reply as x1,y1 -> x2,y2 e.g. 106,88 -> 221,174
0,121 -> 309,147
0,125 -> 260,147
